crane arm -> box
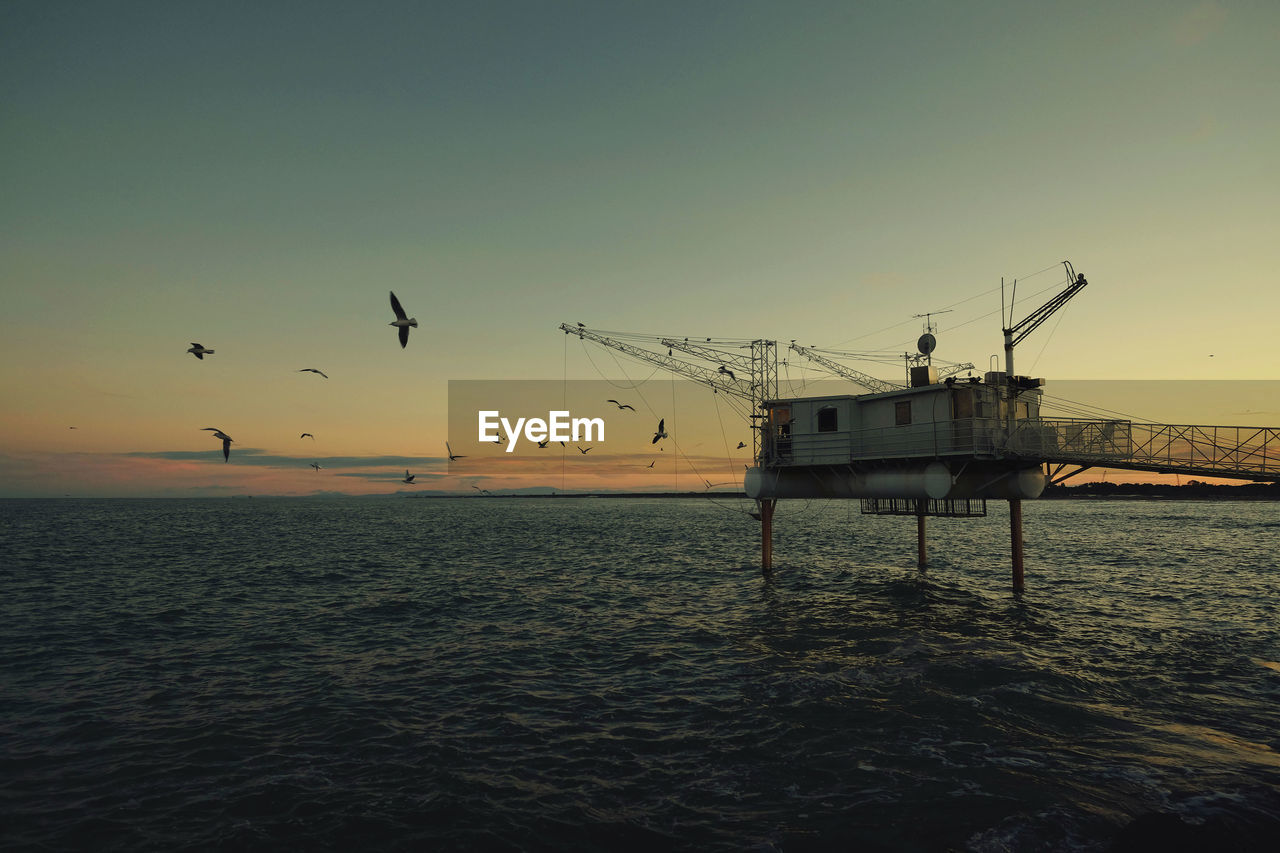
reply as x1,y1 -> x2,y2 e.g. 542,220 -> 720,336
938,362 -> 976,379
1006,261 -> 1088,348
560,324 -> 755,401
789,344 -> 905,394
660,338 -> 755,371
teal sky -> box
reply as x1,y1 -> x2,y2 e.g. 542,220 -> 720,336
3,1 -> 1278,496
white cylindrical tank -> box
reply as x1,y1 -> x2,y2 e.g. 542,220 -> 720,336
744,462 -> 1045,501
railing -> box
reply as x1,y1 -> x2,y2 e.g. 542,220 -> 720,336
1008,418 -> 1280,481
763,415 -> 1280,481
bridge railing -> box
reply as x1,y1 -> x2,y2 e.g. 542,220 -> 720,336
1007,417 -> 1280,480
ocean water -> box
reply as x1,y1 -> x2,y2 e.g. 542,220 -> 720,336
3,496 -> 1279,851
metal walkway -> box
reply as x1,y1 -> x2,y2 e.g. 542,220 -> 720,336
1007,417 -> 1280,482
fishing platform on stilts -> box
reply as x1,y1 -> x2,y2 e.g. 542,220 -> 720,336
562,261 -> 1280,592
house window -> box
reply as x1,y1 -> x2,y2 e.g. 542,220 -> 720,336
817,406 -> 838,432
771,406 -> 791,437
895,401 -> 912,425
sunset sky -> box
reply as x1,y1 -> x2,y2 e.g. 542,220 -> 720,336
3,1 -> 1277,497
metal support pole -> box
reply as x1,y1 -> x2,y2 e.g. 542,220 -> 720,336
1009,498 -> 1025,593
916,500 -> 927,570
761,499 -> 776,574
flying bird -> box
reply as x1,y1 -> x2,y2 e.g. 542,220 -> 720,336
187,343 -> 214,360
607,400 -> 635,410
389,291 -> 417,348
201,427 -> 233,462
652,418 -> 668,444
301,433 -> 315,440
446,442 -> 466,461
537,439 -> 549,448
310,462 -> 323,471
578,445 -> 591,454
403,470 -> 416,484
737,441 -> 747,449
298,368 -> 328,378
718,366 -> 735,381
647,460 -> 655,468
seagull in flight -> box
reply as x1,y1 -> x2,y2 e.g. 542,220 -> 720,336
187,343 -> 214,360
310,462 -> 323,471
606,400 -> 635,410
578,445 -> 591,454
647,460 -> 655,468
718,365 -> 735,381
403,470 -> 416,484
301,433 -> 315,440
737,441 -> 747,449
446,442 -> 466,461
652,418 -> 668,444
298,368 -> 328,379
537,439 -> 549,448
389,291 -> 417,348
201,428 -> 233,462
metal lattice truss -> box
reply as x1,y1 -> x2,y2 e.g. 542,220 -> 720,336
788,344 -> 903,394
1007,418 -> 1280,482
561,324 -> 779,459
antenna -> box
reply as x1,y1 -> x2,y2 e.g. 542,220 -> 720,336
913,310 -> 949,364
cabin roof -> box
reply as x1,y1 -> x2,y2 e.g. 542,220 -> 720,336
766,384 -> 953,407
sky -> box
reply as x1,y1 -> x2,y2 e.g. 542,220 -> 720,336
2,0 -> 1277,497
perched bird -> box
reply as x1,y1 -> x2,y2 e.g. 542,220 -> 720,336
446,442 -> 466,461
187,343 -> 214,360
201,428 -> 233,462
652,418 -> 668,444
298,368 -> 328,379
389,291 -> 417,348
301,433 -> 315,440
737,441 -> 747,449
719,365 -> 735,381
403,470 -> 416,484
310,462 -> 323,471
578,445 -> 591,454
607,399 -> 635,410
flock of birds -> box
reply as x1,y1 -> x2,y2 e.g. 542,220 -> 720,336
187,292 -> 418,479
187,295 -> 738,488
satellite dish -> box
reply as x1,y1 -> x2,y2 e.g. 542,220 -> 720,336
917,333 -> 936,355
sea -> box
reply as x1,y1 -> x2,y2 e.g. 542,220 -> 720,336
3,496 -> 1279,851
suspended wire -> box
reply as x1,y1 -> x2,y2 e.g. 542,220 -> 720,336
1027,310 -> 1065,375
1036,392 -> 1155,423
819,262 -> 1059,348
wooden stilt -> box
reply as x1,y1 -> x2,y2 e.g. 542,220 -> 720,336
761,498 -> 775,574
1009,498 -> 1025,593
916,500 -> 927,570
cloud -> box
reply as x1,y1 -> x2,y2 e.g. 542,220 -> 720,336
1171,3 -> 1226,46
333,470 -> 447,482
121,449 -> 442,468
